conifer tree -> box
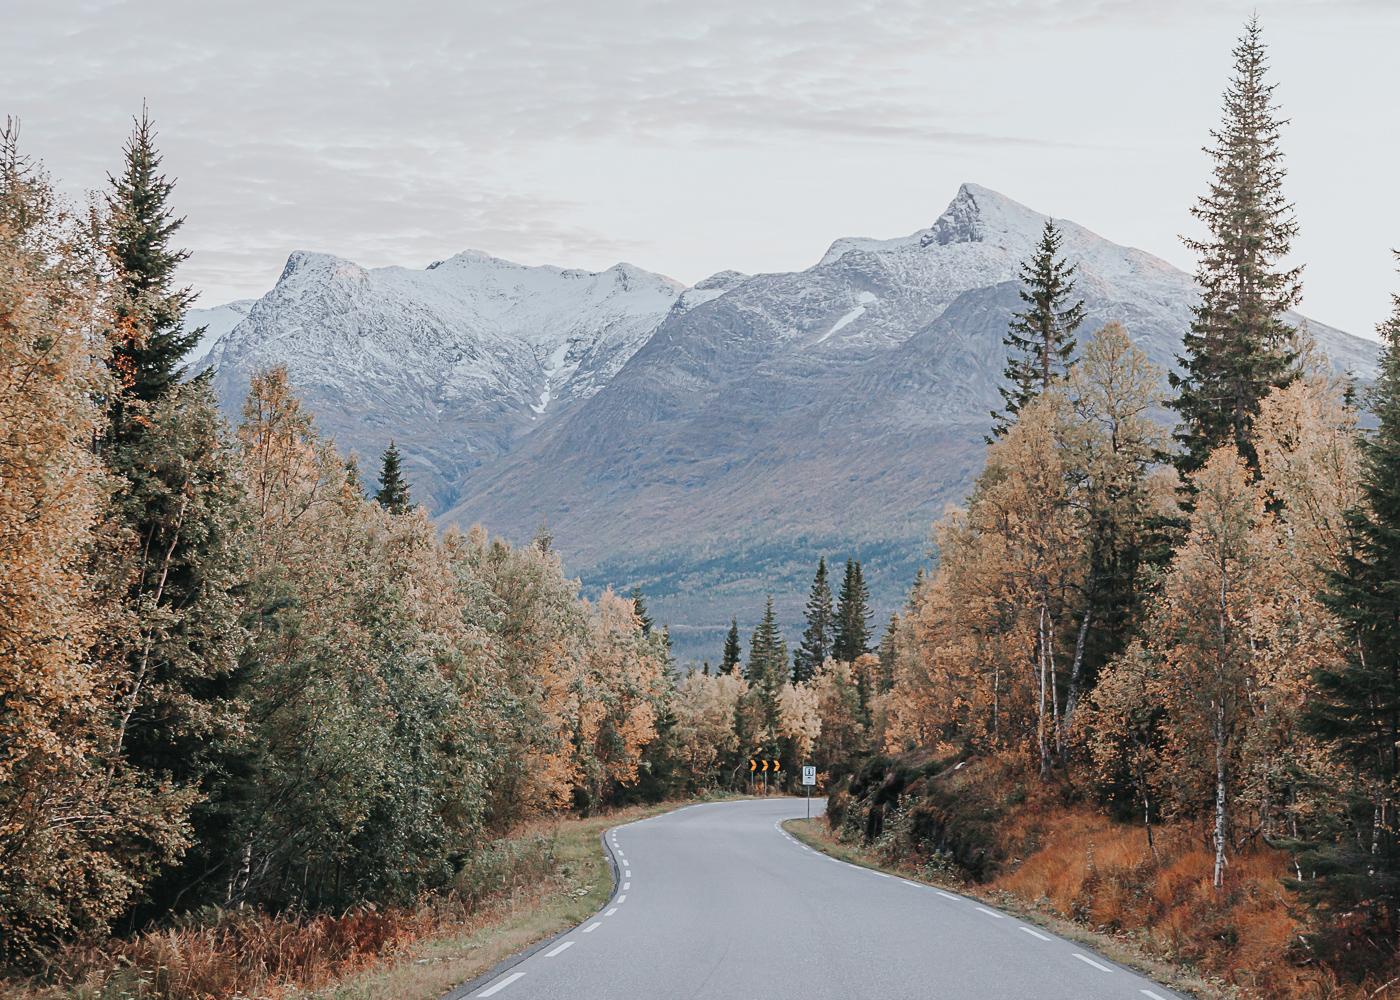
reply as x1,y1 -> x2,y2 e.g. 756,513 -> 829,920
795,557 -> 834,682
1298,259 -> 1400,930
992,220 -> 1085,437
99,109 -> 248,917
876,612 -> 900,693
746,596 -> 790,721
104,105 -> 199,435
630,586 -> 655,637
375,440 -> 412,513
721,618 -> 742,674
833,559 -> 873,662
1171,16 -> 1301,478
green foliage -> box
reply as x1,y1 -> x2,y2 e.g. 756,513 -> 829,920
833,559 -> 872,662
1170,16 -> 1301,479
991,219 -> 1085,438
97,111 -> 249,923
105,106 -> 199,419
1297,260 -> 1400,945
794,557 -> 833,682
745,595 -> 789,728
373,441 -> 411,514
720,618 -> 742,674
629,586 -> 654,637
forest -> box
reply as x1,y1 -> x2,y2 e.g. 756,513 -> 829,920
3,14 -> 1400,1000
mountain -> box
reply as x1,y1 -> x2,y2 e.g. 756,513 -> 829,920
186,298 -> 255,368
438,184 -> 1377,660
199,250 -> 685,509
192,184 -> 1379,663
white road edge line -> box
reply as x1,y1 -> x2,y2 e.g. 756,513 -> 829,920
622,881 -> 630,890
616,894 -> 627,903
604,907 -> 618,917
1072,953 -> 1112,973
545,941 -> 574,958
975,906 -> 1005,919
936,891 -> 959,901
582,922 -> 601,933
871,871 -> 891,878
624,869 -> 631,877
1140,992 -> 1170,1000
475,971 -> 525,997
1018,926 -> 1052,941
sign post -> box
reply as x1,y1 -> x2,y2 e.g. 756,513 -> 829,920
801,765 -> 817,819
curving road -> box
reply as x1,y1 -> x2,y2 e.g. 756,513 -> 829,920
455,797 -> 1182,1000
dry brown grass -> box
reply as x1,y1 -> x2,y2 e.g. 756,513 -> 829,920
811,753 -> 1400,1000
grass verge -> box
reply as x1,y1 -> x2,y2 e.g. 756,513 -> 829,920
292,799 -> 709,1000
782,816 -> 1227,1000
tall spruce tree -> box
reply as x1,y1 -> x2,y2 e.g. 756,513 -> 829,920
374,441 -> 412,513
721,618 -> 742,674
746,596 -> 790,720
101,109 -> 248,919
104,105 -> 199,431
630,586 -> 655,637
1297,260 -> 1400,935
1171,16 -> 1301,478
833,559 -> 873,662
794,557 -> 834,682
991,220 -> 1085,438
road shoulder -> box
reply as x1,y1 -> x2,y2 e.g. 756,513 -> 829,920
782,817 -> 1220,1000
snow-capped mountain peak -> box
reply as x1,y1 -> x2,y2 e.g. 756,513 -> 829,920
201,249 -> 685,509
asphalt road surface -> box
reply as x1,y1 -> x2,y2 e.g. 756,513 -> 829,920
459,797 -> 1182,1000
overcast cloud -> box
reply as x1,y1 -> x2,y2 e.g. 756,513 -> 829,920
4,0 -> 1397,335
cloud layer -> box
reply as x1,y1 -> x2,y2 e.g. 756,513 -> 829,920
4,0 -> 1396,335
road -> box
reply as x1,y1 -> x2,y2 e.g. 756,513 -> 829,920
457,797 -> 1182,1000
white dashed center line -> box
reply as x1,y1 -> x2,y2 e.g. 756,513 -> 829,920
475,971 -> 525,997
545,940 -> 574,958
1018,926 -> 1052,941
1072,953 -> 1112,973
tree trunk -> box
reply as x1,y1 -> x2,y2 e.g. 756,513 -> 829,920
1037,600 -> 1051,778
1063,606 -> 1092,724
1213,704 -> 1228,889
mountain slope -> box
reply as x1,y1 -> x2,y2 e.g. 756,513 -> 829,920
439,184 -> 1377,660
202,251 -> 684,508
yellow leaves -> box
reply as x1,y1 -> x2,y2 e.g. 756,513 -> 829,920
776,681 -> 821,761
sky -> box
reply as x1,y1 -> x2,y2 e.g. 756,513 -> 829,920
4,0 -> 1397,338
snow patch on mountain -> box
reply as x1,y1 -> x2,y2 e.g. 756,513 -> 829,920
183,299 -> 255,367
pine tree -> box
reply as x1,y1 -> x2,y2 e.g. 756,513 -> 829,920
1297,258 -> 1400,933
876,612 -> 900,693
375,441 -> 412,514
746,596 -> 790,722
833,559 -> 873,662
1171,16 -> 1301,479
96,110 -> 248,920
104,105 -> 199,435
630,586 -> 655,637
795,557 -> 834,682
991,220 -> 1085,438
721,618 -> 742,674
